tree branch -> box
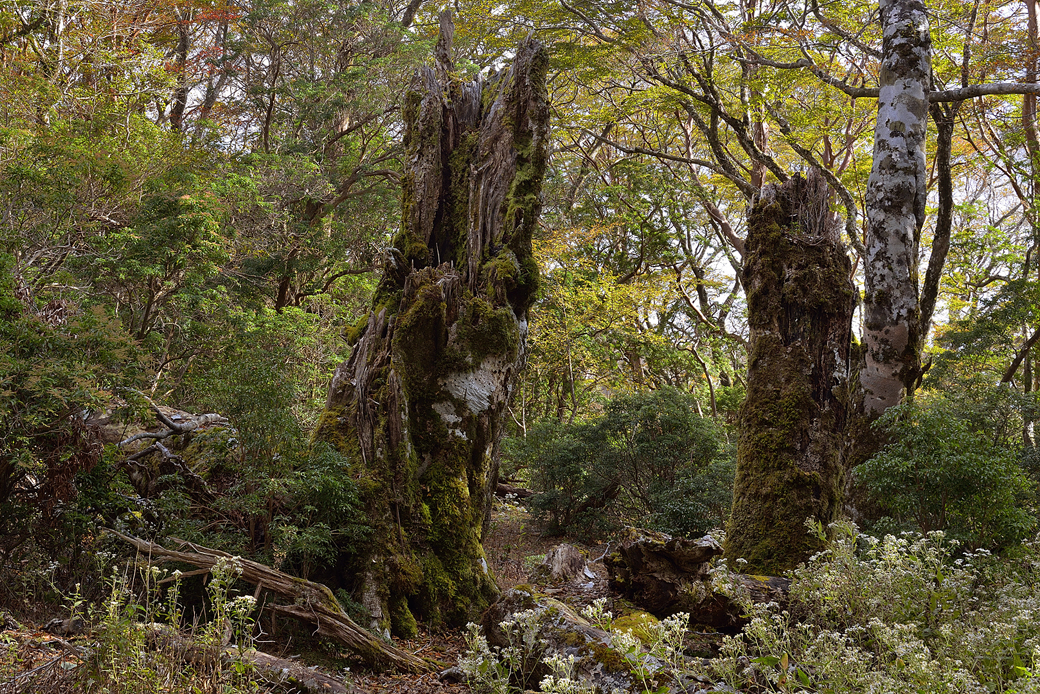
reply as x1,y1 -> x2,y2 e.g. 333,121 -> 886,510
1002,328 -> 1040,384
930,82 -> 1040,102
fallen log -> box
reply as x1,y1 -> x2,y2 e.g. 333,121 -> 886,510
495,481 -> 535,499
144,624 -> 358,694
107,530 -> 436,673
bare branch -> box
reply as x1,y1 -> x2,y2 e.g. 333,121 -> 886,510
930,82 -> 1040,102
741,53 -> 880,98
1003,328 -> 1040,384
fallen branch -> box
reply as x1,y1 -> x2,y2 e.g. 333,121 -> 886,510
107,530 -> 436,673
118,394 -> 228,447
495,481 -> 534,499
144,624 -> 357,694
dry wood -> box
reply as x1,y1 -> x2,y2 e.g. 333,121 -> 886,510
118,394 -> 227,447
107,530 -> 436,673
315,12 -> 549,631
143,623 -> 358,693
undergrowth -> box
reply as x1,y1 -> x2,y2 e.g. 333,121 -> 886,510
460,522 -> 1040,693
1,556 -> 282,694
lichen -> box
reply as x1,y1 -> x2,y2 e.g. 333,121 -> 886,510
310,37 -> 546,636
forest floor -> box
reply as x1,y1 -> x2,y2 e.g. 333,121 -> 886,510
354,497 -> 612,693
0,499 -> 610,694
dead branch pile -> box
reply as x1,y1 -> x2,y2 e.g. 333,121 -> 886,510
108,530 -> 436,673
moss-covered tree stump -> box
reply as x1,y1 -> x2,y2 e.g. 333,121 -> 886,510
724,169 -> 856,575
315,14 -> 549,636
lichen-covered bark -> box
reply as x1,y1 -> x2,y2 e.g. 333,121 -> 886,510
315,14 -> 549,636
725,170 -> 856,574
860,0 -> 931,415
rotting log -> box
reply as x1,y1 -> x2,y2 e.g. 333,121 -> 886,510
495,481 -> 534,499
108,530 -> 435,673
143,624 -> 358,694
314,12 -> 549,636
724,169 -> 856,574
603,527 -> 789,630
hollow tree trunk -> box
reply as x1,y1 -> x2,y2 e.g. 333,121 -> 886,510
315,14 -> 549,637
724,170 -> 856,574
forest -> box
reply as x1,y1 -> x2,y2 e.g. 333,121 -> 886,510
2,0 -> 1040,691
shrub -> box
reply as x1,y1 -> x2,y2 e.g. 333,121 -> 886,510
712,523 -> 1040,693
856,394 -> 1037,549
511,388 -> 733,539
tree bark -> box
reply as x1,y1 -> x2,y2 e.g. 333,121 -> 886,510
859,0 -> 932,416
315,14 -> 549,636
724,170 -> 856,574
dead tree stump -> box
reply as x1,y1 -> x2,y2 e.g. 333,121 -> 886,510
724,169 -> 857,575
315,14 -> 549,636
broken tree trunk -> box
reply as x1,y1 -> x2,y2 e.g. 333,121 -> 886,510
724,170 -> 857,574
314,13 -> 549,636
109,531 -> 434,673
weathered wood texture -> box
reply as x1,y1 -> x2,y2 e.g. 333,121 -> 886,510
315,14 -> 549,636
604,527 -> 789,630
143,623 -> 357,694
724,170 -> 856,574
110,531 -> 434,673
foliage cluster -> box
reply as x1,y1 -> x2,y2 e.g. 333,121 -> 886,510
713,523 -> 1040,693
506,388 -> 734,539
857,388 -> 1038,549
0,0 -> 397,601
0,554 -> 280,693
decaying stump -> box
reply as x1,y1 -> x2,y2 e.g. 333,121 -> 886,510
605,527 -> 790,630
605,527 -> 721,616
725,169 -> 856,574
527,544 -> 589,584
314,13 -> 549,636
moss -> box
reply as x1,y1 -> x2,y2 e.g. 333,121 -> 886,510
456,296 -> 520,363
308,43 -> 548,636
391,226 -> 431,269
389,594 -> 418,639
725,179 -> 855,575
394,273 -> 448,397
588,641 -> 631,674
179,428 -> 235,476
447,130 -> 479,269
611,611 -> 659,644
343,313 -> 369,346
311,405 -> 358,458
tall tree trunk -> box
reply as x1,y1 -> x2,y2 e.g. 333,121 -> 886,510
315,15 -> 549,636
859,0 -> 931,415
169,10 -> 190,132
724,170 -> 856,574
